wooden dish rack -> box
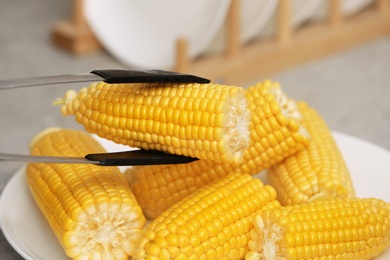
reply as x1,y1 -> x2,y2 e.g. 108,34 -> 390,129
52,0 -> 390,85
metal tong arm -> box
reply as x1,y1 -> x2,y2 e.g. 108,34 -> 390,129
0,69 -> 210,90
0,69 -> 207,165
0,150 -> 198,166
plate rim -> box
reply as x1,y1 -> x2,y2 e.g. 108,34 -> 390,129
0,166 -> 45,260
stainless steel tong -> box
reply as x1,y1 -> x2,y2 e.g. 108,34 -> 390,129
0,69 -> 209,90
0,69 -> 210,166
0,150 -> 198,166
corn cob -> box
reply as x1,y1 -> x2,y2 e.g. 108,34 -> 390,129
125,80 -> 310,219
55,81 -> 250,163
246,197 -> 390,260
26,128 -> 146,260
267,102 -> 355,205
133,173 -> 281,259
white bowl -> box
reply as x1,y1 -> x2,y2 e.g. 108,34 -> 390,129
84,0 -> 231,69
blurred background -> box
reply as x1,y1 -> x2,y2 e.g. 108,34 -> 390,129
0,0 -> 389,258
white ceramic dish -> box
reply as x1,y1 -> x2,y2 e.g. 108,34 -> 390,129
84,0 -> 231,69
1,132 -> 390,259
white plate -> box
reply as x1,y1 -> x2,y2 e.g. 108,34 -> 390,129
84,0 -> 231,69
1,132 -> 390,259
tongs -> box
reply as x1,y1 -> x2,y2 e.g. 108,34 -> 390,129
0,69 -> 209,90
0,69 -> 210,166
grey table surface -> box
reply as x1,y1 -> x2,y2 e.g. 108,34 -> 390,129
1,1 -> 390,259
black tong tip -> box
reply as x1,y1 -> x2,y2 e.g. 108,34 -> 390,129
85,149 -> 198,166
91,69 -> 210,84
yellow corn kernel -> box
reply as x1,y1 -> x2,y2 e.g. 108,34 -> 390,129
132,173 -> 281,259
125,80 -> 310,219
26,128 -> 146,260
267,102 -> 355,205
55,81 -> 250,163
246,197 -> 390,260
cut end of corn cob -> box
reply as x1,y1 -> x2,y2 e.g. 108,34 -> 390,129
133,173 -> 280,259
224,88 -> 251,162
246,198 -> 390,260
26,128 -> 146,259
56,82 -> 250,163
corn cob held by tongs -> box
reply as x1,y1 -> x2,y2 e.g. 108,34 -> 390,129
0,69 -> 229,166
